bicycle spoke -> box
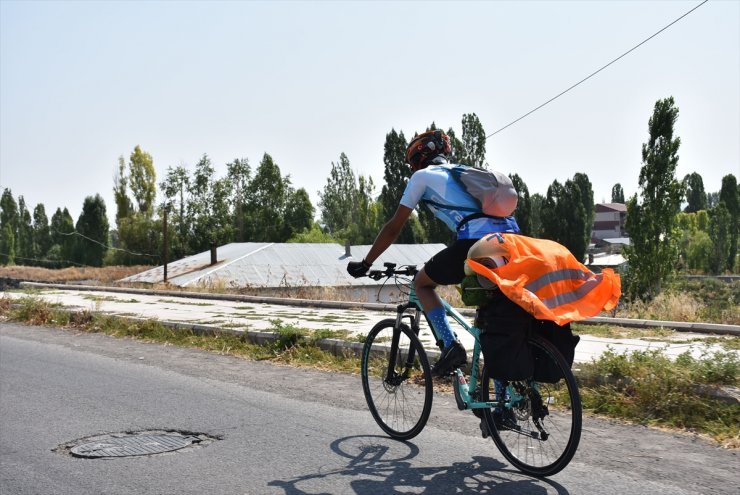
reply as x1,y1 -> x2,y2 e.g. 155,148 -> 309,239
361,320 -> 433,440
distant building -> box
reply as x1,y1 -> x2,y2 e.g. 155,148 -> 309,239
592,203 -> 627,241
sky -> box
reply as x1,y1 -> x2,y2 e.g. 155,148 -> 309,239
1,0 -> 738,225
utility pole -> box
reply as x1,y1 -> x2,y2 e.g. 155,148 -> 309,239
163,205 -> 169,283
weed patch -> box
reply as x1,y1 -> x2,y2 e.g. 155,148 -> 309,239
577,347 -> 740,447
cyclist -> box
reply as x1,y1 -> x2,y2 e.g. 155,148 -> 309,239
347,129 -> 520,376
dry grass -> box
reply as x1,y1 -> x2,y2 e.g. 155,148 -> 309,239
0,265 -> 152,284
622,292 -> 705,322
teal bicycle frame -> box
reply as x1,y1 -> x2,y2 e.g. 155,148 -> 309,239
402,283 -> 499,413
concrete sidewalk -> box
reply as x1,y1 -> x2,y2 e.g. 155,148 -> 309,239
4,285 -> 737,364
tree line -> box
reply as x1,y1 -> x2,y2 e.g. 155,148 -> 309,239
1,106 -> 737,302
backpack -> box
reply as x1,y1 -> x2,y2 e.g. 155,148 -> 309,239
448,166 -> 519,229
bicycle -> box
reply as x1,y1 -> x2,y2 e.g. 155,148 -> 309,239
360,262 -> 582,477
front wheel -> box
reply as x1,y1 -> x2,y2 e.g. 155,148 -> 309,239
361,319 -> 433,440
481,335 -> 582,477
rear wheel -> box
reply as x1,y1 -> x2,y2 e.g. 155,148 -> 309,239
361,319 -> 433,440
481,335 -> 582,477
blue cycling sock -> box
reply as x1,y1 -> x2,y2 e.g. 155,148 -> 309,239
427,306 -> 456,348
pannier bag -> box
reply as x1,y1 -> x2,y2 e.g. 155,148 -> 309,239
532,319 -> 580,383
477,293 -> 580,382
476,291 -> 534,381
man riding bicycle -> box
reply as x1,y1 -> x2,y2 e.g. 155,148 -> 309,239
347,129 -> 520,376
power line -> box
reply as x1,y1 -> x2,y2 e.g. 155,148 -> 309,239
52,229 -> 158,259
0,252 -> 86,267
486,0 -> 710,139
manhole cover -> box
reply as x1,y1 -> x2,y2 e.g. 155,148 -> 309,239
59,430 -> 216,458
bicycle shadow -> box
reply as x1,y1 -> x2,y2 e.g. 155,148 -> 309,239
268,435 -> 571,495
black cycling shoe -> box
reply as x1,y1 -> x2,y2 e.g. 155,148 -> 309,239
493,408 -> 518,431
474,408 -> 517,438
474,410 -> 490,439
431,341 -> 467,377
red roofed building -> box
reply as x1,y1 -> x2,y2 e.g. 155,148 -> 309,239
592,203 -> 627,241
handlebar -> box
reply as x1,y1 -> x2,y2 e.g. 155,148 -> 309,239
367,262 -> 418,281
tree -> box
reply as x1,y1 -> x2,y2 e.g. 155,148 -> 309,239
707,191 -> 720,209
686,230 -> 712,272
708,202 -> 731,274
378,129 -> 422,243
529,193 -> 545,238
288,222 -> 338,243
113,146 -> 159,265
446,127 -> 464,164
226,158 -> 251,242
283,188 -> 315,240
49,207 -> 75,266
0,189 -> 18,265
319,152 -> 357,237
186,154 -> 232,251
541,181 -> 568,243
318,153 -> 382,244
718,174 -> 738,271
624,97 -> 684,299
128,145 -> 157,217
611,183 -> 625,203
113,156 -> 133,225
159,165 -> 190,259
74,194 -> 109,266
461,113 -> 487,169
245,153 -> 290,242
541,178 -> 589,261
32,204 -> 51,261
683,172 -> 707,213
572,172 -> 595,250
509,174 -> 532,236
16,196 -> 33,264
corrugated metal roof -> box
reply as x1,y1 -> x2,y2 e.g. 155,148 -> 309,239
121,242 -> 447,288
588,252 -> 627,267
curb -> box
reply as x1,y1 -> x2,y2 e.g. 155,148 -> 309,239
17,281 -> 740,336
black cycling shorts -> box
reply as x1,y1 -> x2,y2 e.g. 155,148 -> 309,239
423,238 -> 479,286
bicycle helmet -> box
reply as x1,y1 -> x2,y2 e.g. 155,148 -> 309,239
464,232 -> 510,277
405,130 -> 451,171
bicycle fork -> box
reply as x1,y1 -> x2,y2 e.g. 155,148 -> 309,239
383,305 -> 424,386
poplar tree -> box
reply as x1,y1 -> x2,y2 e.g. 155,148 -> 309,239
573,172 -> 595,249
0,189 -> 18,265
17,196 -> 34,264
509,173 -> 532,236
611,183 -> 625,204
49,207 -> 75,266
708,203 -> 731,274
683,172 -> 707,213
128,145 -> 157,217
378,129 -> 429,244
718,174 -> 738,271
32,204 -> 51,260
461,113 -> 487,169
624,97 -> 684,299
75,194 -> 109,266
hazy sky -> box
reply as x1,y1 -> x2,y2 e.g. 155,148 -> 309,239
1,0 -> 738,225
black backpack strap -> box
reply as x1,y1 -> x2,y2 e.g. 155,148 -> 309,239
456,212 -> 502,231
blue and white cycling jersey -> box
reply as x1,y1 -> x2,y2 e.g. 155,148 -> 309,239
399,163 -> 520,240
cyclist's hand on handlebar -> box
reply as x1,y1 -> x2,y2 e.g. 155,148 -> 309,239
347,259 -> 372,278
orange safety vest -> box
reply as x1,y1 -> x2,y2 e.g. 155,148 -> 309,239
466,233 -> 621,325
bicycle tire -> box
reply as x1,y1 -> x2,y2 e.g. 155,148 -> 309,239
481,335 -> 582,477
361,319 -> 433,440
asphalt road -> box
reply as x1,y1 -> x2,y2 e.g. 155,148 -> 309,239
1,322 -> 737,495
